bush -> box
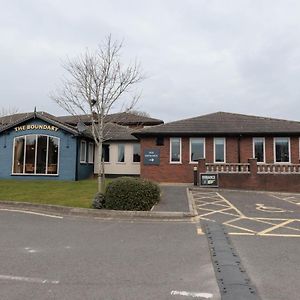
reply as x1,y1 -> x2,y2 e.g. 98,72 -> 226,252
92,192 -> 105,209
104,177 -> 160,211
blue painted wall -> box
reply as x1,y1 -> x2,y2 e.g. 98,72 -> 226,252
77,139 -> 95,180
0,118 -> 94,180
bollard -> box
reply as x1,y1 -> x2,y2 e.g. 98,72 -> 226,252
193,166 -> 198,186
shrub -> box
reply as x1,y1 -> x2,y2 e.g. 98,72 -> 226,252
104,177 -> 160,211
92,192 -> 106,209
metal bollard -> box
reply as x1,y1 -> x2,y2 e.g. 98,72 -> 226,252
193,166 -> 198,186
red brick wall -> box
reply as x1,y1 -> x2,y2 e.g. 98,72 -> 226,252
219,173 -> 300,193
140,135 -> 300,183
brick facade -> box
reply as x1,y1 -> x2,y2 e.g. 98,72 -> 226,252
140,135 -> 300,183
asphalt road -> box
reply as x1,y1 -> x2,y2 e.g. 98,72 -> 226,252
0,211 -> 220,300
193,189 -> 300,300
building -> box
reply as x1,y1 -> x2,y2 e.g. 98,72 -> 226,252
0,111 -> 163,180
134,112 -> 300,192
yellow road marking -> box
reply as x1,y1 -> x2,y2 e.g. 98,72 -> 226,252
216,192 -> 245,217
192,191 -> 300,237
197,227 -> 204,235
258,219 -> 295,235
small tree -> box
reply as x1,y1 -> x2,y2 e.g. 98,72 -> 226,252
51,35 -> 143,193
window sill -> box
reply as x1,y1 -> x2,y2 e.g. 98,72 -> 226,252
169,162 -> 182,164
11,173 -> 59,177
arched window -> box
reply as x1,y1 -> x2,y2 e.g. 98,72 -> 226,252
12,135 -> 60,175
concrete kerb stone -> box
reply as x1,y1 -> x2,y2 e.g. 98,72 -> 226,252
0,200 -> 197,220
186,187 -> 198,216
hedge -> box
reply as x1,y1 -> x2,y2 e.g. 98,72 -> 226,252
104,177 -> 160,211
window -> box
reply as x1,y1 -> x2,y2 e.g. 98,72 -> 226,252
133,144 -> 141,162
170,138 -> 181,163
102,144 -> 110,162
274,138 -> 290,163
118,144 -> 125,162
80,141 -> 87,163
214,138 -> 225,163
13,135 -> 59,175
253,138 -> 265,163
190,138 -> 205,162
88,142 -> 94,163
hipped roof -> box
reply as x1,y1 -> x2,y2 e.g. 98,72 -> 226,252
133,112 -> 300,137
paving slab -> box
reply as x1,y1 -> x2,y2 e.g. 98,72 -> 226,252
152,185 -> 191,213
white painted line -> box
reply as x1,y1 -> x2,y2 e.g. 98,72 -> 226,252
0,209 -> 63,219
171,291 -> 213,298
0,274 -> 59,284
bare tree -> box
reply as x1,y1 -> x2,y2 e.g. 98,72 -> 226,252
51,35 -> 144,193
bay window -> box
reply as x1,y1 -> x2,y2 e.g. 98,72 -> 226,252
133,144 -> 141,162
13,135 -> 59,175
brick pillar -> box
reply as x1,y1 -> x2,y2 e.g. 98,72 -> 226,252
198,158 -> 206,173
248,158 -> 257,176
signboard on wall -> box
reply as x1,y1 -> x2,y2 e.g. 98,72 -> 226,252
144,149 -> 160,165
200,173 -> 218,187
14,124 -> 59,132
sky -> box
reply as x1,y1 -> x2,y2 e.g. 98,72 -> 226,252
1,0 -> 300,122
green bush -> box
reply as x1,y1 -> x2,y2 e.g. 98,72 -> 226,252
104,177 -> 160,211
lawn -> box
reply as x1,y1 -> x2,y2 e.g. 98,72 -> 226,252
0,179 -> 102,208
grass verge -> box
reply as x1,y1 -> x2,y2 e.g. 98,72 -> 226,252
0,179 -> 101,208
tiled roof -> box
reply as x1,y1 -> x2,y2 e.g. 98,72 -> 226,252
103,123 -> 138,141
57,112 -> 164,126
134,112 -> 300,137
0,111 -> 79,135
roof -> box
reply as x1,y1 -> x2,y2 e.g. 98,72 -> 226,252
133,112 -> 300,137
0,111 -> 79,135
57,112 -> 164,126
103,123 -> 138,141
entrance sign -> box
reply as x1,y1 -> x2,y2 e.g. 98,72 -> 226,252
14,124 -> 59,132
200,173 -> 218,187
144,149 -> 160,165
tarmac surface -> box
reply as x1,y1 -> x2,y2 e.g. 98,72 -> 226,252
192,188 -> 300,300
0,210 -> 220,300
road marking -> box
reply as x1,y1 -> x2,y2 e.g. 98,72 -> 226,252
258,219 -> 295,235
171,290 -> 213,298
0,209 -> 63,219
197,227 -> 204,235
192,191 -> 300,237
216,192 -> 245,217
270,194 -> 300,206
0,274 -> 59,284
256,203 -> 293,213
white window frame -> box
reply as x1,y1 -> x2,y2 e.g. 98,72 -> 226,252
214,137 -> 226,163
189,138 -> 205,163
117,144 -> 125,163
274,137 -> 291,164
88,142 -> 94,164
80,140 -> 87,163
252,137 -> 265,163
169,137 -> 182,164
11,134 -> 60,176
132,143 -> 141,163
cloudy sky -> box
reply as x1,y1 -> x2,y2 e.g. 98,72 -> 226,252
1,0 -> 300,122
